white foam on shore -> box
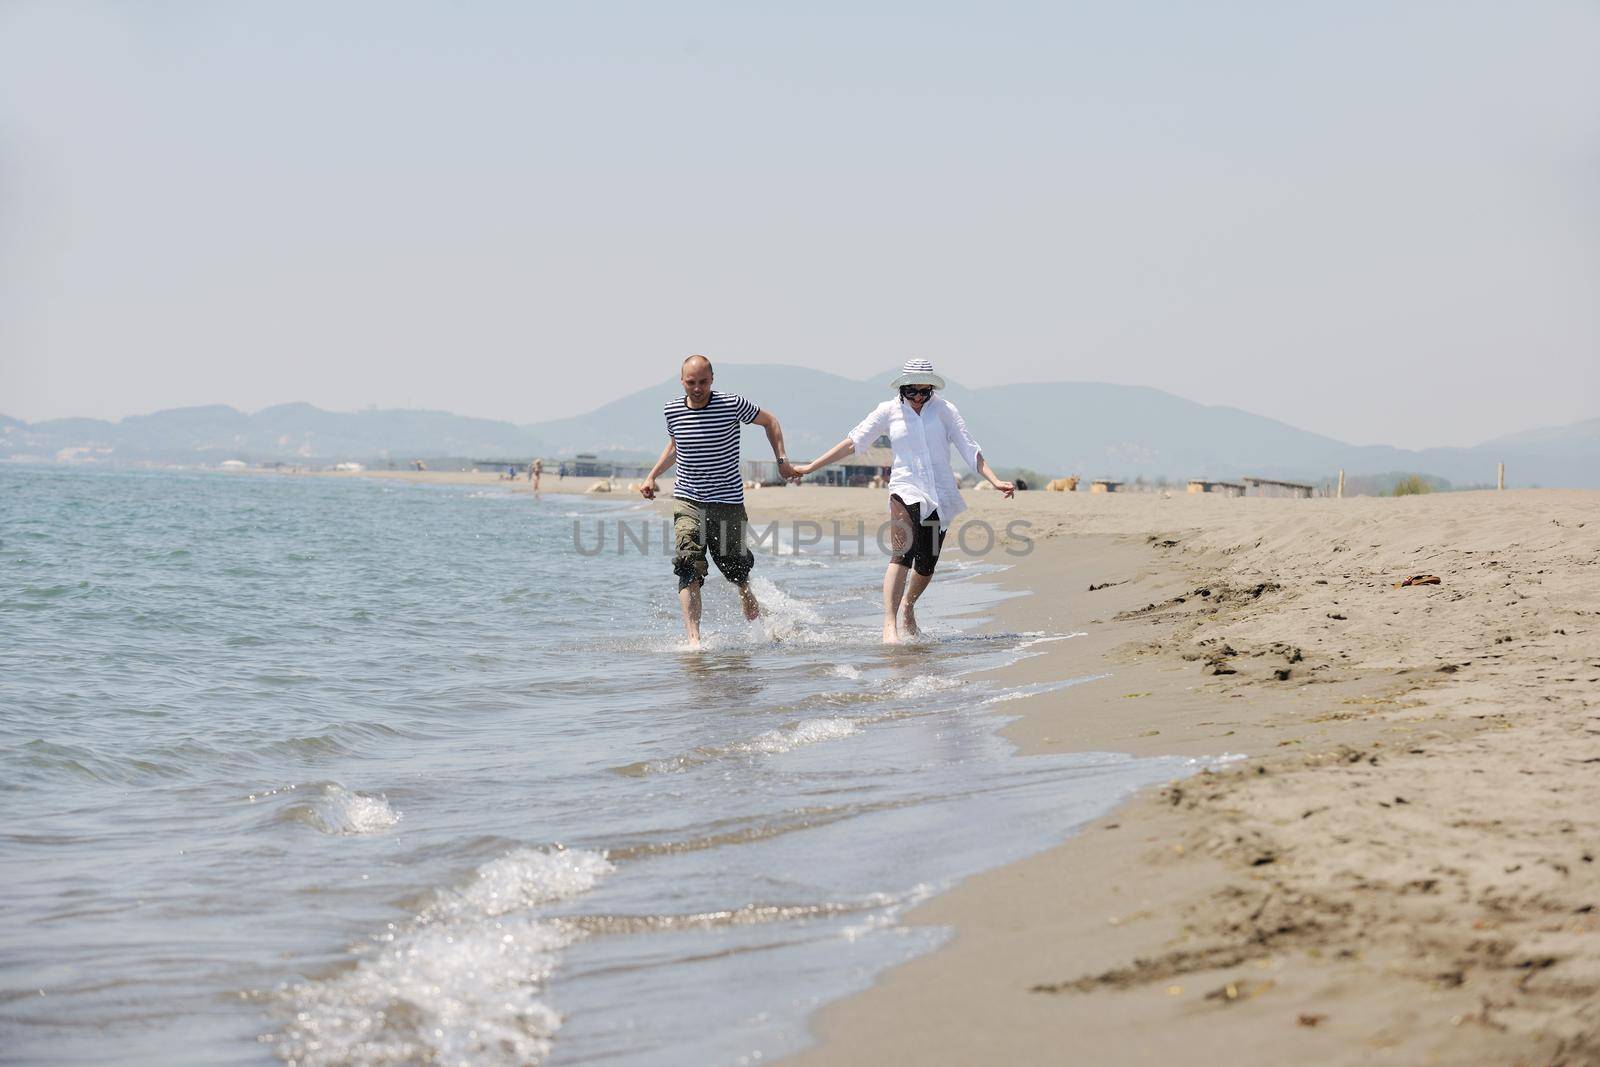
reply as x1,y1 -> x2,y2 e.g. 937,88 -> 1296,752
736,717 -> 860,755
274,847 -> 612,1067
980,674 -> 1106,707
423,847 -> 615,923
895,675 -> 964,698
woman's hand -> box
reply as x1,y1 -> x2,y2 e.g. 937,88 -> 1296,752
789,462 -> 811,481
993,480 -> 1016,498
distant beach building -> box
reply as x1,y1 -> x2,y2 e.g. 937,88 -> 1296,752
334,462 -> 364,473
219,459 -> 247,470
1089,479 -> 1123,493
1187,479 -> 1246,497
1242,476 -> 1314,499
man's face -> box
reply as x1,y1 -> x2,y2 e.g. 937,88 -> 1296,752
681,361 -> 713,405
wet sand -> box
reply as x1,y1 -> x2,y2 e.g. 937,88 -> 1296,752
762,487 -> 1600,1066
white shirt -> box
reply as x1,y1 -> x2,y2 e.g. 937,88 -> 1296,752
848,395 -> 984,529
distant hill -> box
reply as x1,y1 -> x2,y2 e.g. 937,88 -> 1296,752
3,368 -> 1595,488
525,365 -> 1600,489
0,403 -> 546,465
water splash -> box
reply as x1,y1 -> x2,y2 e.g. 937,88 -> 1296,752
273,847 -> 613,1067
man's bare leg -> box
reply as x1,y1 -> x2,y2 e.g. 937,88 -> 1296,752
737,582 -> 760,621
881,562 -> 910,643
901,569 -> 933,636
678,582 -> 703,648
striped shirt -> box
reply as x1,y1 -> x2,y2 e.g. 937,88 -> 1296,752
665,391 -> 760,504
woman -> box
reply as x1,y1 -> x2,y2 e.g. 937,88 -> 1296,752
793,359 -> 1015,643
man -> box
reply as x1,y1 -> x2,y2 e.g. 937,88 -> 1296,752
640,355 -> 797,648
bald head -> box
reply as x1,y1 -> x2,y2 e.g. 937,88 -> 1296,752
680,354 -> 714,408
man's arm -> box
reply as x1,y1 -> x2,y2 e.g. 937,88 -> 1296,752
751,410 -> 798,480
639,437 -> 675,499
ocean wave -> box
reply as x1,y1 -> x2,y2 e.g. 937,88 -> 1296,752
273,846 -> 612,1067
274,914 -> 573,1067
894,675 -> 964,698
612,716 -> 863,777
282,784 -> 400,835
422,846 -> 615,923
736,716 -> 859,755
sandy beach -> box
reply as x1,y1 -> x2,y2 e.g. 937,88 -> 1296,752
758,487 -> 1600,1066
272,469 -> 1600,1062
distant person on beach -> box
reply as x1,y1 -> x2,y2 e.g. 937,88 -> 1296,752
640,355 -> 799,648
530,457 -> 543,490
792,358 -> 1014,643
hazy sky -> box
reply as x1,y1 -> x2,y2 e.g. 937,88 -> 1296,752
2,1 -> 1595,448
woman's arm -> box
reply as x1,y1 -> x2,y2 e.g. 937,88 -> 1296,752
940,401 -> 1014,497
974,453 -> 1015,498
793,437 -> 855,478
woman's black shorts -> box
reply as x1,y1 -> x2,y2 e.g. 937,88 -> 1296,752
889,494 -> 946,577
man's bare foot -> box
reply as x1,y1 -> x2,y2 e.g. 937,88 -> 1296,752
901,609 -> 920,637
738,586 -> 760,622
881,622 -> 901,644
684,635 -> 702,651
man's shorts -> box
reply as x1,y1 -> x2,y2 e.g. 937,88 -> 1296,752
672,500 -> 755,590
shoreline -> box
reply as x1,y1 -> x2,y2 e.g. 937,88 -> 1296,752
230,471 -> 1600,1060
776,489 -> 1600,1065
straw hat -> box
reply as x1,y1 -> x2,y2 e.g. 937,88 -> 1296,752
888,357 -> 946,390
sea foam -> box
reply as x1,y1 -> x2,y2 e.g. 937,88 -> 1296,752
307,784 -> 401,835
274,847 -> 612,1067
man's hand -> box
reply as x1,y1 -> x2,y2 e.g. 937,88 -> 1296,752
639,477 -> 658,500
994,480 -> 1016,499
779,460 -> 802,482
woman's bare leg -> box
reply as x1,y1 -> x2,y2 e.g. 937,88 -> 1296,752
881,562 -> 910,643
901,569 -> 933,635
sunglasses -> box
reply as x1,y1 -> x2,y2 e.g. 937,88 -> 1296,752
900,386 -> 934,398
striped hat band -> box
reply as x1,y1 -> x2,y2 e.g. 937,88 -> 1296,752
889,358 -> 946,390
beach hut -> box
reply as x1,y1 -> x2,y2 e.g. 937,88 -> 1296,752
1242,476 -> 1314,499
1089,479 -> 1123,493
1187,479 -> 1246,497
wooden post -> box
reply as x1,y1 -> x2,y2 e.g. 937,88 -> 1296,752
1497,462 -> 1505,491
1337,469 -> 1345,499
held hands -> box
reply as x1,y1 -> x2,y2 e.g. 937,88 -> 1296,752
639,477 -> 658,500
778,460 -> 802,482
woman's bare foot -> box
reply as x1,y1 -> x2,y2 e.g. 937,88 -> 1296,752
881,621 -> 901,644
901,608 -> 921,637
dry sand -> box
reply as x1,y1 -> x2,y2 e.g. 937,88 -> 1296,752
266,469 -> 1600,1062
763,487 -> 1600,1067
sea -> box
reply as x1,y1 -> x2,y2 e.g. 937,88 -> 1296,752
0,465 -> 1217,1065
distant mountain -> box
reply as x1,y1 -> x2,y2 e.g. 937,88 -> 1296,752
1483,416 -> 1600,450
0,403 -> 545,465
526,365 -> 1599,488
4,368 -> 1595,488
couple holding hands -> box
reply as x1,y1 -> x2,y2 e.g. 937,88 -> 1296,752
640,355 -> 1015,647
